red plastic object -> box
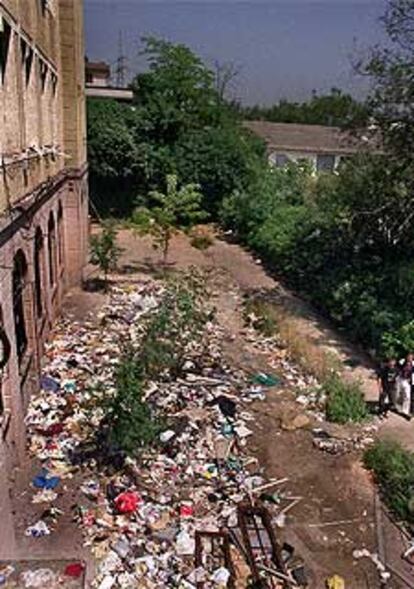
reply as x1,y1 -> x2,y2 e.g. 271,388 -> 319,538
64,562 -> 84,578
114,491 -> 141,514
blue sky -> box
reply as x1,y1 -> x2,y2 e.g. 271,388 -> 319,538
84,0 -> 387,105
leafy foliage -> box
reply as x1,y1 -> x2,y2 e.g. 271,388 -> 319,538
324,375 -> 368,424
365,439 -> 414,523
87,37 -> 262,217
106,269 -> 212,455
131,174 -> 206,262
108,352 -> 162,455
243,88 -> 369,128
89,221 -> 122,289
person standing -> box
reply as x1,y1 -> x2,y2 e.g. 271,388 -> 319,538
397,353 -> 414,419
377,358 -> 398,417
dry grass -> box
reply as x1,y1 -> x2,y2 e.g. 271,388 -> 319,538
244,297 -> 341,381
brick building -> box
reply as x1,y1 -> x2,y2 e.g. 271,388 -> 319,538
0,0 -> 88,554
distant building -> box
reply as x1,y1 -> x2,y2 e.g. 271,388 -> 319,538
85,59 -> 111,87
85,58 -> 133,102
0,0 -> 88,555
245,121 -> 378,172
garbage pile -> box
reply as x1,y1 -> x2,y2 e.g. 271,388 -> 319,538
0,562 -> 85,588
25,279 -> 307,588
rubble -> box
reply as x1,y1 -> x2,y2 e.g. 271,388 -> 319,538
25,280 -> 307,588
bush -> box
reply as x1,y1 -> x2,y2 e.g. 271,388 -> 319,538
324,375 -> 368,424
104,269 -> 212,456
90,221 -> 122,289
364,440 -> 414,523
107,353 -> 162,455
190,228 -> 214,251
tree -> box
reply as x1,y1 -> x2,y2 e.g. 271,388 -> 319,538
86,38 -> 263,217
90,221 -> 122,290
243,88 -> 369,128
87,99 -> 144,216
131,175 -> 206,263
360,0 -> 414,157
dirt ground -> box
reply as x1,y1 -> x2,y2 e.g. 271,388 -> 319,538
10,227 -> 414,588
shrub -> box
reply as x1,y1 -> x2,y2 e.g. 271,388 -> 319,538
190,229 -> 214,251
364,440 -> 414,523
90,221 -> 122,289
324,375 -> 368,424
107,353 -> 162,455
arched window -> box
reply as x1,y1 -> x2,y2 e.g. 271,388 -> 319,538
57,201 -> 64,267
34,227 -> 44,318
13,250 -> 28,364
0,307 -> 10,416
48,212 -> 56,286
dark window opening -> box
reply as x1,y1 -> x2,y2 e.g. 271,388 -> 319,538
48,213 -> 56,286
0,16 -> 12,84
275,154 -> 289,167
317,154 -> 336,172
21,40 -> 34,86
57,202 -> 64,266
39,60 -> 48,92
13,251 -> 28,365
34,228 -> 44,318
51,72 -> 57,95
0,308 -> 7,415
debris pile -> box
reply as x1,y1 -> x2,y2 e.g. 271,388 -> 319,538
0,561 -> 85,588
25,278 -> 307,588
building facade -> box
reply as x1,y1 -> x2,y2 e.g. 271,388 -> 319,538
245,121 -> 376,172
0,0 -> 88,555
85,58 -> 110,87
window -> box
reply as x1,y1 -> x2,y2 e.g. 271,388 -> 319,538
39,60 -> 48,92
57,202 -> 64,266
0,308 -> 9,415
317,154 -> 336,173
0,16 -> 12,84
275,154 -> 289,167
48,213 -> 56,286
34,228 -> 44,318
13,251 -> 28,365
20,39 -> 34,86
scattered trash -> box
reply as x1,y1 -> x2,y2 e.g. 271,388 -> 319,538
251,372 -> 280,387
32,469 -> 60,490
114,491 -> 141,514
21,568 -> 57,588
353,548 -> 391,583
25,520 -> 51,538
24,281 -> 306,588
64,563 -> 85,578
326,575 -> 345,589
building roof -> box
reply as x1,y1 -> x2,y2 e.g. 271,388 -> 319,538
244,121 -> 377,155
86,61 -> 110,75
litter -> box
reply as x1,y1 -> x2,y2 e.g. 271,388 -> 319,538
326,575 -> 345,589
64,562 -> 85,578
32,469 -> 60,490
114,491 -> 141,514
353,548 -> 391,583
251,373 -> 280,387
24,280 -> 306,588
21,568 -> 57,588
25,520 -> 51,537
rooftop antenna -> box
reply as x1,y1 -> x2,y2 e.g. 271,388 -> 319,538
114,30 -> 127,88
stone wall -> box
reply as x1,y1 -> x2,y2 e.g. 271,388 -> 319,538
0,0 -> 88,555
